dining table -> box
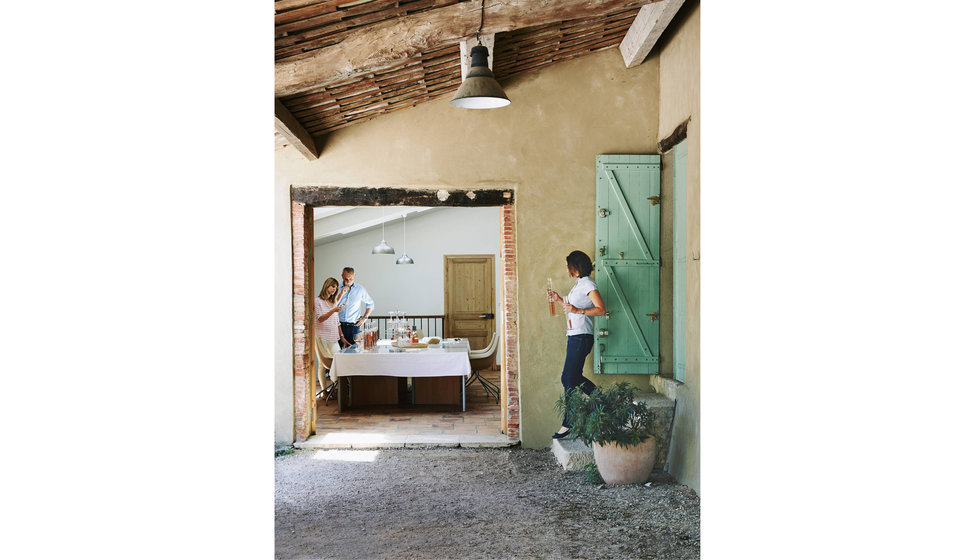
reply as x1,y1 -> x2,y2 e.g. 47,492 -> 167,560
330,338 -> 472,411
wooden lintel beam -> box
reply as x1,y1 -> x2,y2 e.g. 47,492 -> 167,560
274,99 -> 318,161
658,117 -> 690,153
619,0 -> 685,68
276,0 -> 663,97
292,186 -> 514,207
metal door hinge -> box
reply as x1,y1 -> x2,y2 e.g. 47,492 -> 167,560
646,312 -> 659,322
597,328 -> 609,337
648,195 -> 660,206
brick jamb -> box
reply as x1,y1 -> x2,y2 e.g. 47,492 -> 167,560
291,202 -> 314,442
500,204 -> 520,438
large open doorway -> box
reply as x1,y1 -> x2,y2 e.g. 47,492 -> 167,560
290,186 -> 518,444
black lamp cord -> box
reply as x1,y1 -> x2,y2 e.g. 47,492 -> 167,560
477,0 -> 485,46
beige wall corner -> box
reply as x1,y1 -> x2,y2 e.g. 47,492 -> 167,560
656,0 -> 700,493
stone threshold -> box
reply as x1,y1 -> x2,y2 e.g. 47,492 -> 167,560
295,433 -> 519,449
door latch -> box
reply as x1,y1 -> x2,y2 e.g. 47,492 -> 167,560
597,328 -> 609,337
646,312 -> 659,322
479,313 -> 494,319
648,195 -> 660,206
598,208 -> 609,218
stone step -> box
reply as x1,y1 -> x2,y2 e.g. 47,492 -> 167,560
296,433 -> 518,449
551,390 -> 676,471
551,437 -> 593,471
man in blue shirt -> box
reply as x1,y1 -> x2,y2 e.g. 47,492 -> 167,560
337,267 -> 374,347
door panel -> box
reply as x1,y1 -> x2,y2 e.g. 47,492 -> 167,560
594,155 -> 661,374
445,255 -> 495,351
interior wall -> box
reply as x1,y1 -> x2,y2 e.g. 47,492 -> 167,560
655,0 -> 700,493
313,206 -> 502,347
276,46 -> 661,447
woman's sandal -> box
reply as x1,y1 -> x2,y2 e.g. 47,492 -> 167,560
552,428 -> 572,439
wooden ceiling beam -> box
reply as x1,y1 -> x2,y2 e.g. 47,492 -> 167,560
274,99 -> 319,161
619,0 -> 685,68
276,0 -> 665,97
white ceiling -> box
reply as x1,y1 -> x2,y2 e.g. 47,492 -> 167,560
312,206 -> 434,245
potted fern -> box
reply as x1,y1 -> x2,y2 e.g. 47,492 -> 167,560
555,381 -> 657,485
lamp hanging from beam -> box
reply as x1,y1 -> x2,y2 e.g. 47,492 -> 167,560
371,207 -> 396,254
450,0 -> 509,109
395,214 -> 414,264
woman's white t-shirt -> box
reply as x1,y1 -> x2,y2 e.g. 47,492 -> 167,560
566,276 -> 599,336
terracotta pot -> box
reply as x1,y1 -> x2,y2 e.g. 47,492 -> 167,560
592,437 -> 657,485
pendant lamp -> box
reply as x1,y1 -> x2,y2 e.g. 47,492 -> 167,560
395,214 -> 414,264
450,45 -> 510,109
450,1 -> 509,109
371,208 -> 396,254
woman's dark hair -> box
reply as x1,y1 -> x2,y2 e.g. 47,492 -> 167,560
566,250 -> 593,277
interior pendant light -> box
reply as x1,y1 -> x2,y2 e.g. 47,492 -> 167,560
371,207 -> 396,254
395,214 -> 414,264
450,0 -> 510,109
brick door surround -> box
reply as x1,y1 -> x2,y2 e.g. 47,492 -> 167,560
290,186 -> 519,442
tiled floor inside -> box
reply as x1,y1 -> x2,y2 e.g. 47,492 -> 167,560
314,370 -> 503,438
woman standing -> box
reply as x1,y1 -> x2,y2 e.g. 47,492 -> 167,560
547,250 -> 606,439
314,277 -> 348,398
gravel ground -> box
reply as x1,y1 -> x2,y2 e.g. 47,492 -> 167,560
275,447 -> 699,559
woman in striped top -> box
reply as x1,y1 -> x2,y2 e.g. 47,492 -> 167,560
314,277 -> 348,398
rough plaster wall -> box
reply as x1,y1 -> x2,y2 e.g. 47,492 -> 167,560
656,1 -> 700,493
275,47 -> 660,447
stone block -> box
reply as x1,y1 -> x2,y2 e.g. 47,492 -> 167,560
635,391 -> 675,469
551,438 -> 594,471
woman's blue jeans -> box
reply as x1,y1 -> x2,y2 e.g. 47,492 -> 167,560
561,334 -> 596,427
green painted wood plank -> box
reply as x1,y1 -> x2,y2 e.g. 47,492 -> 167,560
603,168 -> 654,261
672,140 -> 688,383
602,266 -> 653,357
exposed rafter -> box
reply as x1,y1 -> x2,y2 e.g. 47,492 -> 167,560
274,99 -> 319,160
275,0 -> 664,97
619,0 -> 685,68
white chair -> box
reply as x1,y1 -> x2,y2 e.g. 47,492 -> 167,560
314,337 -> 338,401
467,332 -> 500,403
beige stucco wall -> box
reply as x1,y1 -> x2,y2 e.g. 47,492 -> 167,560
275,47 -> 663,447
655,1 -> 700,493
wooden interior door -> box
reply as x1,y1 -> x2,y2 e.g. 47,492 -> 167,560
444,255 -> 495,351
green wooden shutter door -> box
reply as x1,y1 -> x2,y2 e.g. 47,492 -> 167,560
594,154 -> 661,374
673,140 -> 688,382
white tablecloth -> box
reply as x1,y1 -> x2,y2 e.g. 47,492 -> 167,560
330,340 -> 471,382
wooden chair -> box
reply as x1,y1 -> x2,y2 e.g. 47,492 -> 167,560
314,337 -> 337,401
467,332 -> 500,403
